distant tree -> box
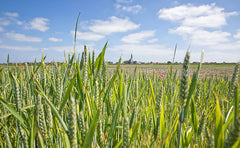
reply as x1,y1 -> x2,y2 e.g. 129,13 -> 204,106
107,61 -> 113,64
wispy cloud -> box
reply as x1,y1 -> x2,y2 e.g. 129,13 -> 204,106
0,17 -> 10,26
234,29 -> 240,39
1,12 -> 23,26
121,30 -> 155,43
89,16 -> 140,35
29,17 -> 49,32
116,4 -> 142,14
116,0 -> 133,3
4,12 -> 19,17
173,1 -> 179,5
148,38 -> 159,43
0,26 -> 4,32
72,31 -> 105,41
43,45 -> 74,52
43,44 -> 95,53
109,43 -> 174,62
48,37 -> 63,42
5,32 -> 42,42
0,44 -> 38,51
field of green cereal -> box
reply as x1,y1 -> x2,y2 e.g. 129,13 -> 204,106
0,42 -> 239,148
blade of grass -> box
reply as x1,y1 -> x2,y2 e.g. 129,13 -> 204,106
59,74 -> 76,113
0,97 -> 27,129
82,111 -> 100,148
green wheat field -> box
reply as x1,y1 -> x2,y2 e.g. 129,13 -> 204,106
0,42 -> 239,148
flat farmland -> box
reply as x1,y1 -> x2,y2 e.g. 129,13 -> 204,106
108,63 -> 236,78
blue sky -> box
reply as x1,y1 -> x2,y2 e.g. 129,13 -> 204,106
0,0 -> 240,63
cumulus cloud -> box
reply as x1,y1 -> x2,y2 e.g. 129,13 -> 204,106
30,17 -> 49,32
158,3 -> 237,29
116,4 -> 142,14
5,32 -> 42,42
73,16 -> 140,41
89,16 -> 140,35
73,16 -> 139,41
121,30 -> 155,43
48,37 -> 63,42
158,3 -> 238,51
4,12 -> 19,17
169,26 -> 231,47
191,30 -> 230,46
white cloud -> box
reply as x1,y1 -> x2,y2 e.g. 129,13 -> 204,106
208,41 -> 240,51
170,27 -> 231,46
48,37 -> 63,42
0,18 -> 10,26
4,12 -> 19,17
191,30 -> 231,46
5,32 -> 42,42
30,17 -> 49,32
43,44 -> 95,53
1,13 -> 23,26
158,3 -> 237,28
158,3 -> 239,56
12,19 -> 23,25
182,14 -> 226,28
108,42 -> 240,63
169,26 -> 196,36
148,38 -> 159,43
89,16 -> 140,35
43,46 -> 74,52
203,49 -> 240,63
116,0 -> 133,3
0,44 -> 37,51
0,26 -> 4,32
234,29 -> 240,39
109,43 -> 174,62
72,31 -> 105,41
121,30 -> 155,43
75,16 -> 139,41
116,4 -> 142,14
173,1 -> 180,5
11,18 -> 23,25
